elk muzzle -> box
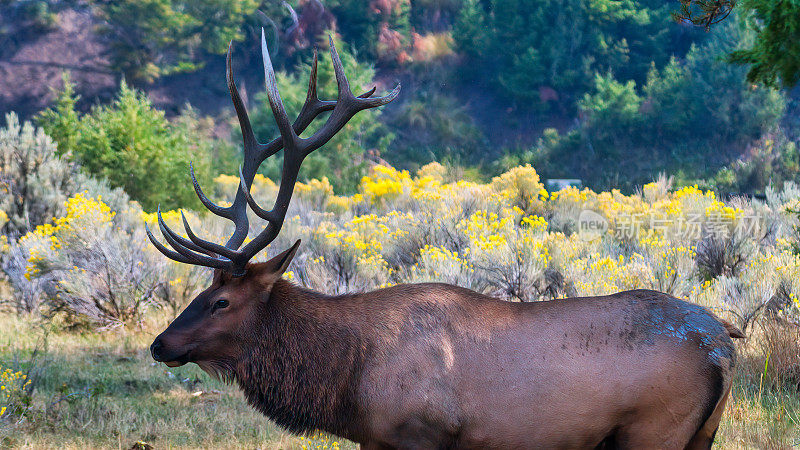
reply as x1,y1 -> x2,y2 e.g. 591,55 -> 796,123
150,333 -> 193,367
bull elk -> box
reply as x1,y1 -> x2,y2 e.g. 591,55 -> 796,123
148,30 -> 744,449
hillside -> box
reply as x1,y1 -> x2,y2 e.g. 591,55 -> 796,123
0,0 -> 798,194
0,4 -> 566,155
0,6 -> 115,118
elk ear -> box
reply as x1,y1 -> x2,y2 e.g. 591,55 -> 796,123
253,239 -> 301,279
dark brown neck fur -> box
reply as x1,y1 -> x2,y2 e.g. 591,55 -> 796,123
233,279 -> 367,438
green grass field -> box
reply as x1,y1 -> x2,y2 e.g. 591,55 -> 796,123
0,314 -> 353,449
0,312 -> 796,449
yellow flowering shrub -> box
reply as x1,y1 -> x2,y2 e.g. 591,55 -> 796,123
406,245 -> 475,288
359,165 -> 409,200
297,433 -> 341,450
212,173 -> 277,209
15,192 -> 207,325
490,164 -> 545,215
568,254 -> 652,295
300,214 -> 401,293
693,249 -> 800,325
462,210 -> 513,252
0,367 -> 31,419
141,209 -> 183,228
642,179 -> 669,203
8,161 -> 799,327
20,193 -> 115,280
643,244 -> 697,296
295,176 -> 335,209
326,194 -> 357,214
416,161 -> 447,183
0,210 -> 7,253
234,162 -> 795,316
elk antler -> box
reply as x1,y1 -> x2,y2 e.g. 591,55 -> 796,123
146,29 -> 400,276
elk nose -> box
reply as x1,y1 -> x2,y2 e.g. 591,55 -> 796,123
150,338 -> 164,361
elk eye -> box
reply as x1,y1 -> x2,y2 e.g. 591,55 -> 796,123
213,299 -> 229,311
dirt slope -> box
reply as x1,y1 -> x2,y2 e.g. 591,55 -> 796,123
0,7 -> 117,118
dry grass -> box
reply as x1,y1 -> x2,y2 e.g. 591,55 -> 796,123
0,313 -> 355,449
717,321 -> 800,449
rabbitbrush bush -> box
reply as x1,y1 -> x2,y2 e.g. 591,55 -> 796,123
6,159 -> 800,334
8,193 -> 209,326
0,113 -> 81,237
247,162 -> 799,332
175,161 -> 800,334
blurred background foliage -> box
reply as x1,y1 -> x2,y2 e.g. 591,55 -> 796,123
35,75 -> 228,211
0,0 -> 800,198
2,0 -> 799,200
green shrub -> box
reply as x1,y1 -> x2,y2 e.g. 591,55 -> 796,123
93,0 -> 261,82
329,0 -> 411,62
511,19 -> 786,190
37,78 -> 225,211
386,91 -> 485,168
708,130 -> 800,195
409,0 -> 463,31
453,0 -> 673,106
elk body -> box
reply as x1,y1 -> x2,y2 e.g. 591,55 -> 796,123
148,31 -> 743,449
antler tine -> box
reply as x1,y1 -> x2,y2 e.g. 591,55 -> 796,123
228,41 -> 261,154
236,32 -> 400,262
224,41 -> 260,251
156,207 -> 208,255
238,166 -> 273,220
155,208 -> 231,270
255,49 -> 379,163
286,50 -> 333,139
189,162 -> 232,219
147,30 -> 398,276
329,35 -> 352,100
302,49 -> 322,115
261,28 -> 299,151
299,35 -> 400,156
179,211 -> 241,260
359,86 -> 378,98
145,223 -> 203,265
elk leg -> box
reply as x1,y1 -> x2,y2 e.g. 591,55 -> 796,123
684,384 -> 732,450
613,406 -> 708,450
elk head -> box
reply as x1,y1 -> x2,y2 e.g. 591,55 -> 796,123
147,30 -> 399,370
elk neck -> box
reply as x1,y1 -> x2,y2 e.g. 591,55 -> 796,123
233,278 -> 368,439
